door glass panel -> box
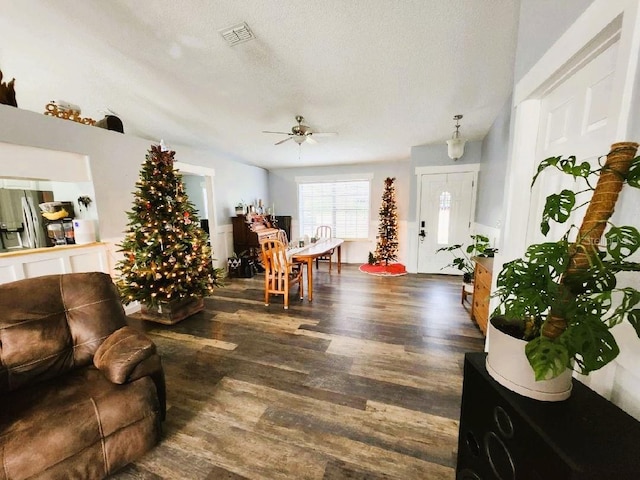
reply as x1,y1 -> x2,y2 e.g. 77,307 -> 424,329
437,191 -> 451,245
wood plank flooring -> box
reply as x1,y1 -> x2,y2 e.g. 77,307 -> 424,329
113,264 -> 485,479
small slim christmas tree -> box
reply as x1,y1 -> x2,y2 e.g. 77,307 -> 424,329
117,143 -> 223,309
374,177 -> 399,265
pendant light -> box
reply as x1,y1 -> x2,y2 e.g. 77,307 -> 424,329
447,114 -> 466,161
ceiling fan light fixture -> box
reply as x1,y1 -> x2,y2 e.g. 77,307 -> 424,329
263,115 -> 337,147
447,114 -> 466,161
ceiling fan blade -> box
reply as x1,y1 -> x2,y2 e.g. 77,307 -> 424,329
305,136 -> 318,144
275,137 -> 293,145
311,132 -> 338,137
262,130 -> 292,135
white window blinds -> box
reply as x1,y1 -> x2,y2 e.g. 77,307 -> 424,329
298,180 -> 370,240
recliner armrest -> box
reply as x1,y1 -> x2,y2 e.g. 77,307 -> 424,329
94,326 -> 156,384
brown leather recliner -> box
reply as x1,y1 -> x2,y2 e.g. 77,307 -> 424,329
0,272 -> 165,479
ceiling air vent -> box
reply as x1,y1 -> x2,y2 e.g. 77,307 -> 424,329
219,22 -> 255,46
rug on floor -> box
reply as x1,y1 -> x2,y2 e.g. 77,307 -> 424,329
359,263 -> 407,276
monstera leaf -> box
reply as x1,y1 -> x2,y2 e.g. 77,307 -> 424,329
540,190 -> 575,236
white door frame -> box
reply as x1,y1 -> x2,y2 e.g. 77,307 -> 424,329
500,0 -> 640,267
412,163 -> 480,273
496,0 -> 640,399
174,162 -> 222,268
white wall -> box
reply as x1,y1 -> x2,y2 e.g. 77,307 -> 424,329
40,180 -> 98,221
0,104 -> 269,267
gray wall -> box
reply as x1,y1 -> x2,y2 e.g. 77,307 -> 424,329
168,144 -> 270,226
409,140 -> 483,220
476,95 -> 512,228
514,0 -> 597,82
212,157 -> 269,225
475,0 -> 596,231
182,174 -> 207,218
269,160 -> 412,226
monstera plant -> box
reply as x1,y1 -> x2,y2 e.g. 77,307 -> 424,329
492,142 -> 640,381
436,234 -> 493,283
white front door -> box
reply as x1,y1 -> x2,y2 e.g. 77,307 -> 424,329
417,172 -> 475,273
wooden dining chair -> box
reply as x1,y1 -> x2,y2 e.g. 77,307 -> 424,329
314,225 -> 335,272
276,228 -> 305,275
261,239 -> 303,309
276,228 -> 289,247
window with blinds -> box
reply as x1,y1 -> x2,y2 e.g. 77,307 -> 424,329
298,180 -> 370,240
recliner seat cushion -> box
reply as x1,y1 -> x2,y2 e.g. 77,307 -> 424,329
0,367 -> 160,480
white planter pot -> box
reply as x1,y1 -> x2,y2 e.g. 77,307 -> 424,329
486,317 -> 573,401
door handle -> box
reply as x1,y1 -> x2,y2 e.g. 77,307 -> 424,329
419,229 -> 426,238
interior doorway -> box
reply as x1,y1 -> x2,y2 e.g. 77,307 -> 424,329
174,162 -> 220,268
181,173 -> 209,232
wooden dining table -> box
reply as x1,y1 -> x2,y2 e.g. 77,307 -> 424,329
289,238 -> 343,302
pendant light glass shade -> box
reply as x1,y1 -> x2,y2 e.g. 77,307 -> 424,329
447,114 -> 466,161
447,137 -> 466,160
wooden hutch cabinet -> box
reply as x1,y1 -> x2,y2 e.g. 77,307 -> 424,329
231,217 -> 274,255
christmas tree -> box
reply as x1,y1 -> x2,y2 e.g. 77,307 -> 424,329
117,143 -> 223,307
374,177 -> 399,265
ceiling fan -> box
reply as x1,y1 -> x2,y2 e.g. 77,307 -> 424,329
263,115 -> 337,145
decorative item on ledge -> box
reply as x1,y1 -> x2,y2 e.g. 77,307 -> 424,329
77,195 -> 92,210
0,69 -> 17,107
44,102 -> 96,125
139,296 -> 205,325
95,114 -> 124,133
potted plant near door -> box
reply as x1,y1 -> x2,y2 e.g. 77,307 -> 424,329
488,142 -> 640,401
436,234 -> 494,283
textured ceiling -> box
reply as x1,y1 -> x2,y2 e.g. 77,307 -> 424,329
0,0 -> 519,169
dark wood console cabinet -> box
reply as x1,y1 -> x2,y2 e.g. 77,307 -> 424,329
457,353 -> 640,479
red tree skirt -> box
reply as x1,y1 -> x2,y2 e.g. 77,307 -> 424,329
359,263 -> 407,276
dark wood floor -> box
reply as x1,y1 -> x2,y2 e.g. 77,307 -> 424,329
113,264 -> 485,480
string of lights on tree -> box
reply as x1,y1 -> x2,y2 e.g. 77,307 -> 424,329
117,143 -> 223,307
374,177 -> 399,266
